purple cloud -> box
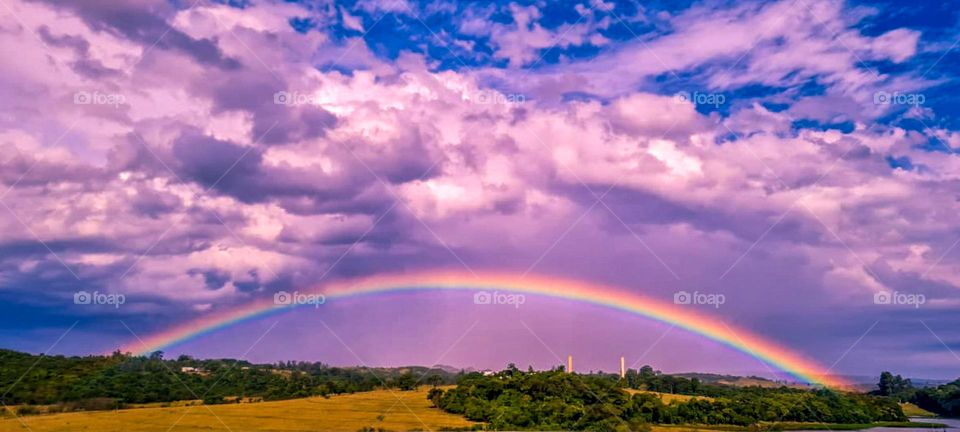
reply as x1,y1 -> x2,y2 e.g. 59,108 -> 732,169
0,0 -> 958,379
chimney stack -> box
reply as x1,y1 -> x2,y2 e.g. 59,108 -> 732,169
619,356 -> 626,379
567,355 -> 573,373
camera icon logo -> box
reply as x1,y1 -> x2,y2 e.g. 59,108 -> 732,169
74,291 -> 92,304
473,291 -> 492,305
273,91 -> 291,105
475,91 -> 492,104
274,291 -> 293,305
873,292 -> 892,305
673,291 -> 692,305
74,91 -> 91,105
873,91 -> 890,105
673,91 -> 691,105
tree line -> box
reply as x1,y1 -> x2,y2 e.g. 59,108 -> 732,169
873,371 -> 960,417
0,349 -> 454,412
428,365 -> 907,431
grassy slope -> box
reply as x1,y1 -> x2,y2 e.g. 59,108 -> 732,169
900,402 -> 937,418
0,387 -> 476,432
624,388 -> 716,403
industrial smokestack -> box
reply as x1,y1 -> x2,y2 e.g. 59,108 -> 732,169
619,356 -> 626,379
567,355 -> 573,373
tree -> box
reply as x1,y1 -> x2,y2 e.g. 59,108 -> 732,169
395,373 -> 417,391
876,371 -> 913,401
426,374 -> 443,388
640,365 -> 655,379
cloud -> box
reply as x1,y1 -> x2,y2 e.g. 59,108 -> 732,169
339,6 -> 365,33
1,0 -> 959,376
481,3 -> 612,68
31,0 -> 242,70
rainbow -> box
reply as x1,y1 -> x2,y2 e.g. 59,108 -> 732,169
120,271 -> 848,388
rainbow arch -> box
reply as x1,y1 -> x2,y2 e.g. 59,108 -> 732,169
120,271 -> 848,388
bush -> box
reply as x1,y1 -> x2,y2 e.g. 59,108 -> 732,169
15,405 -> 39,416
203,395 -> 226,405
69,397 -> 123,411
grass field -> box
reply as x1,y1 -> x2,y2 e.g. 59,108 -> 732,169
1,389 -> 945,432
0,387 -> 476,432
900,402 -> 937,418
625,389 -> 715,403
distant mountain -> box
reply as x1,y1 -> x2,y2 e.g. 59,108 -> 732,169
838,374 -> 952,390
431,364 -> 467,374
670,372 -> 952,391
670,372 -> 804,388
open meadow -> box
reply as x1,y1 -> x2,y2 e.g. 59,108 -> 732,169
0,387 -> 476,432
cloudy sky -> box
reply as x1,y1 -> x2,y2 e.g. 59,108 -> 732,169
1,0 -> 959,379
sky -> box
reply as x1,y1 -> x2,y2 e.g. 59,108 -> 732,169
0,0 -> 959,380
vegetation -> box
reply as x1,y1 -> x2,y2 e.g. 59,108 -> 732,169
872,372 -> 915,402
428,365 -> 907,431
5,347 -> 956,431
0,349 -> 456,413
871,370 -> 960,417
909,378 -> 960,417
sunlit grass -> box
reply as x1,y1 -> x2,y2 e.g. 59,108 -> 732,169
0,387 -> 476,432
899,403 -> 937,418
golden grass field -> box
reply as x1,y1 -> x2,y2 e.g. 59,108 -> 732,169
899,402 -> 936,418
0,389 -> 932,432
624,389 -> 715,403
0,387 -> 476,432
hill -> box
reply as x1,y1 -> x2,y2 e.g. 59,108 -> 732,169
670,373 -> 801,388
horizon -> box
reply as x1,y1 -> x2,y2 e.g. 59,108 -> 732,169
0,345 -> 907,386
2,0 -> 960,386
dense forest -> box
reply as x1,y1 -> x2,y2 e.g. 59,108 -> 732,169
872,371 -> 960,417
0,349 -> 454,411
428,365 -> 908,431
